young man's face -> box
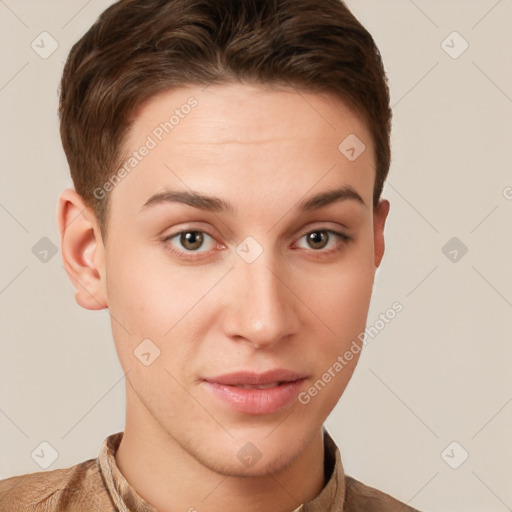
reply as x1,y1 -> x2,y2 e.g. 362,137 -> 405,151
69,83 -> 388,476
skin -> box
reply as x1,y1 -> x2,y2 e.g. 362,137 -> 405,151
57,82 -> 390,512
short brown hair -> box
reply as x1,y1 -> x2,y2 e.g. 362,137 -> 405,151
59,0 -> 392,240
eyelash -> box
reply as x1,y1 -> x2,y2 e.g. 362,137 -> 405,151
162,228 -> 353,261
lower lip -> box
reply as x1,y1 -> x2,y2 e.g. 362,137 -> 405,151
203,379 -> 305,415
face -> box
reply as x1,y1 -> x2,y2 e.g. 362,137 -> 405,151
98,82 -> 388,476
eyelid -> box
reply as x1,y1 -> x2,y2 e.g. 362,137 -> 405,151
164,228 -> 220,250
293,228 -> 351,252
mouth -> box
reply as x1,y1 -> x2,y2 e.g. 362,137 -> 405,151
235,382 -> 286,389
202,369 -> 307,415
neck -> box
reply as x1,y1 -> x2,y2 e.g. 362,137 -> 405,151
115,390 -> 326,512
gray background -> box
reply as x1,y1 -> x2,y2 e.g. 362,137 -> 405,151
1,1 -> 511,510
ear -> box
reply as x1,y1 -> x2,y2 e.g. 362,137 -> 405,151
373,198 -> 390,269
57,188 -> 107,310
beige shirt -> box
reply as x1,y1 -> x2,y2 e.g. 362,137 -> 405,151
0,429 -> 422,511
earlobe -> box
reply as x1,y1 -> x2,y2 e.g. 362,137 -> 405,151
57,188 -> 107,310
373,199 -> 390,269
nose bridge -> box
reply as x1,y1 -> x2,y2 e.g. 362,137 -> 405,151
224,244 -> 298,347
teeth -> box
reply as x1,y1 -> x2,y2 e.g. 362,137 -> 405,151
238,382 -> 280,389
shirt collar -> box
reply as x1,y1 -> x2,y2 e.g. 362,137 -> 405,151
98,427 -> 345,511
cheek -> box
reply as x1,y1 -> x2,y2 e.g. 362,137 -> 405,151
104,246 -> 174,371
106,244 -> 183,332
302,242 -> 375,335
106,253 -> 156,328
105,246 -> 221,369
295,234 -> 375,405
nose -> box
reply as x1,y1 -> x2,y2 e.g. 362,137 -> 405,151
221,249 -> 300,349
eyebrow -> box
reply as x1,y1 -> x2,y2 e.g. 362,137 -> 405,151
140,185 -> 366,214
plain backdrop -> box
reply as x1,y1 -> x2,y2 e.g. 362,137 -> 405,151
0,1 -> 511,511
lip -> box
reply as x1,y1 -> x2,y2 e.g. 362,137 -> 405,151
202,369 -> 307,415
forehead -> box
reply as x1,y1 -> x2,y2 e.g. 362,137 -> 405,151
110,82 -> 375,221
127,82 -> 371,150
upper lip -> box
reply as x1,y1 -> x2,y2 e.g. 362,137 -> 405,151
204,369 -> 306,386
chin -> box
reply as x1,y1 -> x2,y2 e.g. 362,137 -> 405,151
206,449 -> 300,478
200,432 -> 308,478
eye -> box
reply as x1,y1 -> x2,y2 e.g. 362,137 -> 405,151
162,227 -> 352,261
163,230 -> 219,260
295,229 -> 352,255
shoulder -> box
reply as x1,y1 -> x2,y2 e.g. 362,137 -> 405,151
0,458 -> 111,511
344,475 -> 422,512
